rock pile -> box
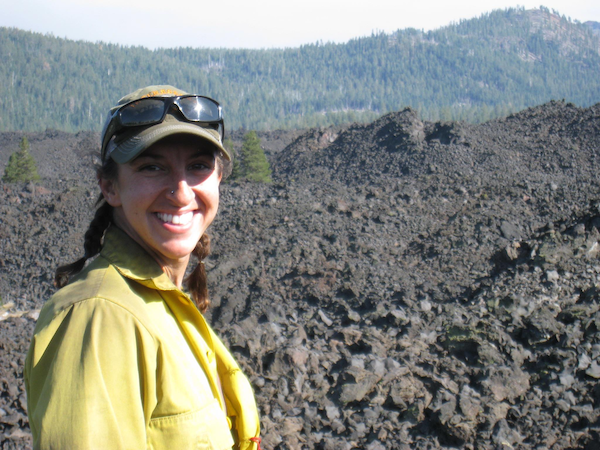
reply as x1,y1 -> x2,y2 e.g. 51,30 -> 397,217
1,100 -> 600,449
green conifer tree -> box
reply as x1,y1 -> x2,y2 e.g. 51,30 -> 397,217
2,137 -> 40,183
239,131 -> 272,183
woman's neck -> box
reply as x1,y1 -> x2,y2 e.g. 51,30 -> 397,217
111,217 -> 191,288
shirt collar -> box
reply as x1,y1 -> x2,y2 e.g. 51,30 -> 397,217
100,225 -> 178,291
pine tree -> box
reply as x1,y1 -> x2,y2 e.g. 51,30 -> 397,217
2,137 -> 40,183
239,131 -> 272,183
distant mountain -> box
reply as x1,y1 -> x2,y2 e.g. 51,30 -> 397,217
0,6 -> 599,132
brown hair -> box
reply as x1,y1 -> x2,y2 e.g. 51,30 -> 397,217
55,147 -> 228,314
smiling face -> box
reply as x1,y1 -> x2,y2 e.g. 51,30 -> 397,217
100,135 -> 222,277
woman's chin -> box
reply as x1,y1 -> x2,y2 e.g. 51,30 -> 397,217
157,242 -> 199,262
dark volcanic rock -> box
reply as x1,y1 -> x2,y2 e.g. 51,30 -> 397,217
1,100 -> 600,449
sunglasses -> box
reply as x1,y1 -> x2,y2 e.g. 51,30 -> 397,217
101,95 -> 224,158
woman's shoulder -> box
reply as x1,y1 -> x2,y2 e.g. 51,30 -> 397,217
37,255 -> 160,334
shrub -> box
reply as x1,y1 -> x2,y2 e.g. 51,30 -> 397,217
2,137 -> 40,183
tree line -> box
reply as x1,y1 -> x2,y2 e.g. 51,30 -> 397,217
0,7 -> 598,133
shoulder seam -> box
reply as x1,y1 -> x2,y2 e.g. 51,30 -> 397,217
62,296 -> 158,338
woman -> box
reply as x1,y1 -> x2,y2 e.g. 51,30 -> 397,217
24,86 -> 261,450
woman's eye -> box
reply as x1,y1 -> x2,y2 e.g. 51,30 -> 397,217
139,164 -> 162,172
190,162 -> 212,171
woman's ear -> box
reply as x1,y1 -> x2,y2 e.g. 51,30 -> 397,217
98,177 -> 122,207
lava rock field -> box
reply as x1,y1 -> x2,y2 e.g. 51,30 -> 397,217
1,100 -> 600,449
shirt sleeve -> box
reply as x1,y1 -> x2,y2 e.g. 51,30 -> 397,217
25,298 -> 158,450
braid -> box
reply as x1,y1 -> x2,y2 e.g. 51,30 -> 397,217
186,233 -> 211,313
55,197 -> 113,288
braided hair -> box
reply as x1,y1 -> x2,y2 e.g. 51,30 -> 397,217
54,156 -> 118,288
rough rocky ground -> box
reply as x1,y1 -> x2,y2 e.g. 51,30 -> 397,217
1,100 -> 600,449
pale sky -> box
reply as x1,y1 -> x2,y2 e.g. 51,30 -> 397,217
1,0 -> 598,49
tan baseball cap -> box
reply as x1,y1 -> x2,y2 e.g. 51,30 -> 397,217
101,85 -> 229,164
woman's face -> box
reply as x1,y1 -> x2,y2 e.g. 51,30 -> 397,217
101,136 -> 221,269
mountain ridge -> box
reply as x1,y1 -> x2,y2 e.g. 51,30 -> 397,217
1,7 -> 599,132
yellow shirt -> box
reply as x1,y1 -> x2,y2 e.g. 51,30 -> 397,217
25,227 -> 260,450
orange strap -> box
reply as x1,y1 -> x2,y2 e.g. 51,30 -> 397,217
249,437 -> 262,449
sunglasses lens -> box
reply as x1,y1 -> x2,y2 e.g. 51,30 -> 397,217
120,99 -> 166,126
178,97 -> 221,122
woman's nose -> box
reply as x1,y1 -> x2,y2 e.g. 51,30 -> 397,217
169,179 -> 194,204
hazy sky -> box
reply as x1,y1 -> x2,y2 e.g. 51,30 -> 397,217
1,0 -> 598,49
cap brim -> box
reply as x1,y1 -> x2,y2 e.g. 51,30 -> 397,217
109,120 -> 229,164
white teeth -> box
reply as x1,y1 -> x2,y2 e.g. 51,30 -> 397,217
157,212 -> 193,225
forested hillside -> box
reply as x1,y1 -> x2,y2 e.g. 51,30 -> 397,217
1,6 -> 599,132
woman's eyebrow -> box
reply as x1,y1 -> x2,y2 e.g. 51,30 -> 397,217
191,150 -> 215,158
135,152 -> 164,161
